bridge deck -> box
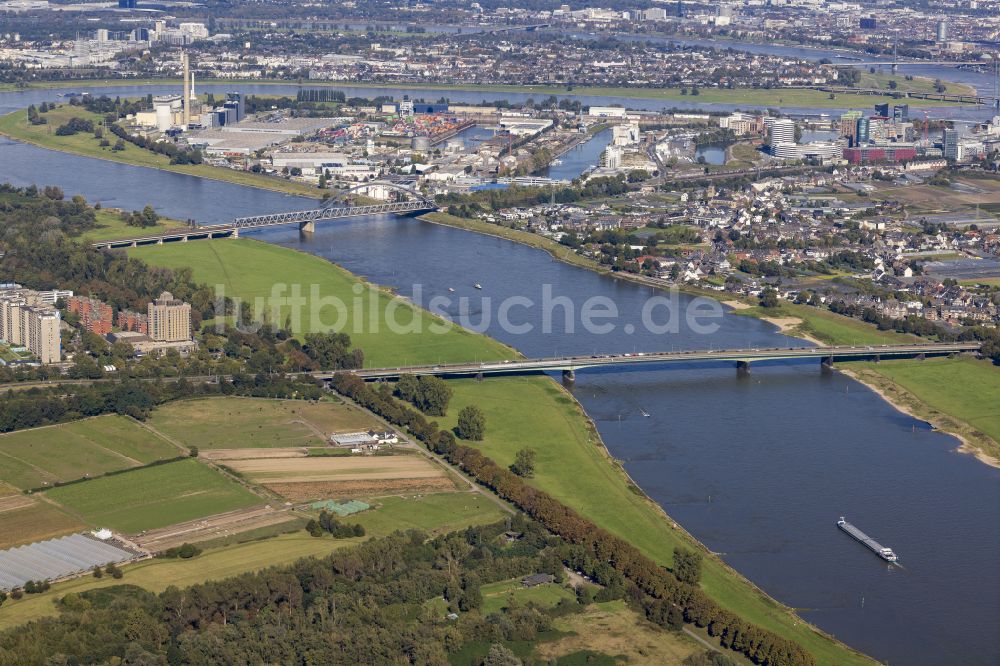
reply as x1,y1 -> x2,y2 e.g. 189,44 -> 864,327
318,342 -> 980,380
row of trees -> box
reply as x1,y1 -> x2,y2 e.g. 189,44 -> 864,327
106,122 -> 204,165
332,373 -> 814,666
443,443 -> 816,666
0,373 -> 325,435
439,174 -> 634,212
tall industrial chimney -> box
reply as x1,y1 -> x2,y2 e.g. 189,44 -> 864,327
181,52 -> 190,129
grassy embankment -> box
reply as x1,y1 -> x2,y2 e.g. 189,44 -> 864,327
131,238 -> 515,366
0,105 -> 322,199
0,77 -> 963,108
423,211 -> 601,271
730,301 -> 920,346
854,71 -> 977,96
133,238 -> 872,665
846,357 -> 1000,465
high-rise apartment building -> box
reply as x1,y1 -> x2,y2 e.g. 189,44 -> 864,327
147,292 -> 192,342
0,289 -> 61,364
767,118 -> 795,152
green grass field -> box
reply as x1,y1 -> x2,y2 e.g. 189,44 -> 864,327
846,356 -> 1000,461
481,578 -> 576,615
0,105 -> 321,199
855,71 -> 977,96
44,459 -> 261,533
79,208 -> 176,242
734,302 -> 920,346
0,415 -> 180,490
436,377 -> 869,665
131,239 -> 516,366
352,492 -> 507,536
147,397 -> 379,449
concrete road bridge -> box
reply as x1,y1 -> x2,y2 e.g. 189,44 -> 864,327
318,342 -> 982,382
0,343 -> 981,393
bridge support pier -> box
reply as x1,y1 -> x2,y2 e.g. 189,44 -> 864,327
232,228 -> 239,238
873,354 -> 880,363
562,369 -> 576,383
736,360 -> 750,376
299,220 -> 315,233
475,372 -> 484,382
917,353 -> 926,361
820,356 -> 834,374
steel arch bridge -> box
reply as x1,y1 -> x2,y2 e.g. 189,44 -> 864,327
231,180 -> 436,232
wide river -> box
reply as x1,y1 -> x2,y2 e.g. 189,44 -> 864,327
1,84 -> 998,665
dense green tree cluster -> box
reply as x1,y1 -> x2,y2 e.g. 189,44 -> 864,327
78,94 -> 147,119
54,116 -> 95,136
510,448 -> 536,478
159,543 -> 202,560
120,205 -> 160,228
0,184 -> 97,236
395,374 -> 453,416
305,510 -> 366,538
25,104 -> 46,126
440,175 -> 633,213
456,404 -> 487,440
0,520 -> 567,664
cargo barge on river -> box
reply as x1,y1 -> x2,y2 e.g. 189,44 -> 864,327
837,516 -> 898,563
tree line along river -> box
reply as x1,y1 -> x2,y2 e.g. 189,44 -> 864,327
0,82 -> 998,665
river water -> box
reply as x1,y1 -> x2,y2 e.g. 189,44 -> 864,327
1,85 -> 999,666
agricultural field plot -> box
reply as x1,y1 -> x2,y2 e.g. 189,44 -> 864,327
0,497 -> 85,550
0,416 -> 180,490
44,459 -> 261,534
147,397 -> 380,450
132,505 -> 300,552
224,452 -> 459,500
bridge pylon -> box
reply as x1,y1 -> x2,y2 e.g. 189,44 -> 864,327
562,369 -> 576,383
821,356 -> 835,373
736,360 -> 751,376
300,220 -> 315,233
